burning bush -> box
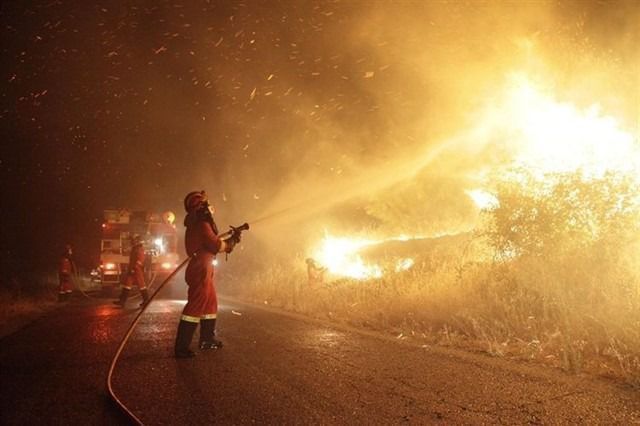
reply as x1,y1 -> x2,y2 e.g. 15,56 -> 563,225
222,169 -> 640,385
487,170 -> 640,260
477,169 -> 640,379
484,170 -> 640,308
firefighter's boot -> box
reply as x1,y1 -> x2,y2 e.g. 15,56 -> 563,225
139,288 -> 150,308
174,320 -> 198,358
199,318 -> 223,350
58,293 -> 66,303
113,288 -> 130,307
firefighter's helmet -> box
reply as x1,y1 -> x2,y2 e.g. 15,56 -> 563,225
184,190 -> 207,213
130,234 -> 142,245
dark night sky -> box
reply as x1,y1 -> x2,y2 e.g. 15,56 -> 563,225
1,0 -> 638,280
1,0 -> 380,274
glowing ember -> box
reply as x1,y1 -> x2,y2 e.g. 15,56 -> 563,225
311,233 -> 417,280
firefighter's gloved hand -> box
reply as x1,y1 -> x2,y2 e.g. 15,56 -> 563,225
223,238 -> 237,253
231,231 -> 242,244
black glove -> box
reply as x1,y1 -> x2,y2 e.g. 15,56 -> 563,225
229,230 -> 242,246
224,237 -> 237,253
222,225 -> 245,254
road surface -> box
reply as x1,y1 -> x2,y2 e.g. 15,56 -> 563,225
1,280 -> 639,425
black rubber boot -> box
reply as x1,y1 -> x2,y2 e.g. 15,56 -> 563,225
175,320 -> 198,358
58,293 -> 66,303
113,288 -> 130,307
199,318 -> 223,350
139,288 -> 150,307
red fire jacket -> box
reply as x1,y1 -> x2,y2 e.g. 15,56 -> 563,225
181,217 -> 222,321
58,255 -> 75,293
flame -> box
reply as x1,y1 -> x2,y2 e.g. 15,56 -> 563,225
466,74 -> 639,205
496,75 -> 638,179
466,188 -> 499,210
311,233 -> 417,280
312,235 -> 382,279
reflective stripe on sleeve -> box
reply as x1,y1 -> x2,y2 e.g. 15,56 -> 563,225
181,314 -> 201,323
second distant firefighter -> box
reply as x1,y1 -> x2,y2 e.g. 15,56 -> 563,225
306,257 -> 327,287
114,234 -> 149,307
58,244 -> 76,302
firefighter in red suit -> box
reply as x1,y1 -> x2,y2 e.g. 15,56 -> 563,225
58,244 -> 76,302
113,235 -> 149,308
174,190 -> 238,358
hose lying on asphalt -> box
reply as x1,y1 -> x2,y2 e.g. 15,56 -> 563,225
106,219 -> 257,423
106,256 -> 191,425
75,272 -> 158,301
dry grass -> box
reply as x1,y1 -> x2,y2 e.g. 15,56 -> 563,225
223,172 -> 640,385
227,238 -> 639,386
0,272 -> 101,338
223,249 -> 640,386
0,273 -> 59,338
0,292 -> 57,333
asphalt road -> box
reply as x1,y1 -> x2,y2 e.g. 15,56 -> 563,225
1,280 -> 639,425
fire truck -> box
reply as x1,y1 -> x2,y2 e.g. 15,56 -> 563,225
98,209 -> 179,293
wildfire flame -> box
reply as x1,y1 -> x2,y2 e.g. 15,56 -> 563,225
311,233 -> 418,280
466,188 -> 499,210
506,76 -> 638,178
314,76 -> 638,278
312,235 -> 382,280
466,74 -> 639,208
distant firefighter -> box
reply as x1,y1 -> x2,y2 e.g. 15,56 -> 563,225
113,234 -> 149,308
58,244 -> 76,302
306,258 -> 327,287
174,190 -> 239,358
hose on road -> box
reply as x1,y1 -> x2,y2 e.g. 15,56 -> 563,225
106,215 -> 264,423
106,256 -> 191,425
74,271 -> 158,301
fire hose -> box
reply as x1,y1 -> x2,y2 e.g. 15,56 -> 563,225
106,199 -> 366,421
106,256 -> 191,425
72,270 -> 158,301
106,223 -> 249,425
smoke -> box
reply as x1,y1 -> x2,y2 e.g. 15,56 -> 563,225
214,0 -> 639,246
2,0 -> 638,272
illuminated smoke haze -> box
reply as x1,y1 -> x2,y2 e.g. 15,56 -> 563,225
0,0 -> 638,271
